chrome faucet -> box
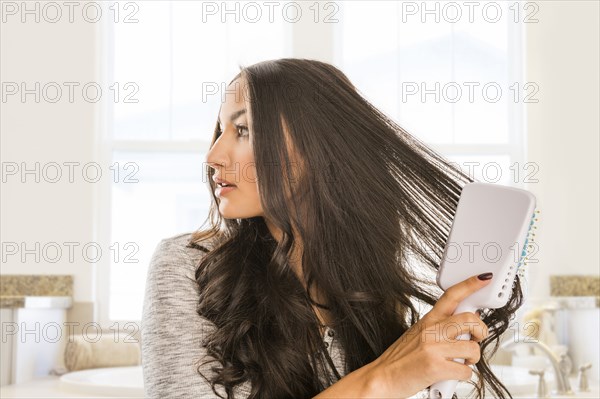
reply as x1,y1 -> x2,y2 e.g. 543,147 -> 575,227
501,339 -> 574,396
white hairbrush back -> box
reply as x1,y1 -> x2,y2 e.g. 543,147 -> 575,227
429,182 -> 537,399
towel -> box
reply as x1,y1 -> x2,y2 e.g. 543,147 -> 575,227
64,332 -> 141,371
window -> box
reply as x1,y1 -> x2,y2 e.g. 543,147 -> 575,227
98,0 -> 289,325
335,0 -> 527,187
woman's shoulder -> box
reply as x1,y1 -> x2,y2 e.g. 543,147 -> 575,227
145,232 -> 218,295
156,231 -> 210,252
143,231 -> 219,340
151,231 -> 217,266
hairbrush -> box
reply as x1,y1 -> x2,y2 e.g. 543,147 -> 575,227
428,182 -> 538,399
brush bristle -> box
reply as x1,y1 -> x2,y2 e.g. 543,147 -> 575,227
516,209 -> 540,278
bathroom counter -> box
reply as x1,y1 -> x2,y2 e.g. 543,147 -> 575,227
0,274 -> 74,309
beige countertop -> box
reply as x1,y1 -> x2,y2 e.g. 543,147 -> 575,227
0,274 -> 74,309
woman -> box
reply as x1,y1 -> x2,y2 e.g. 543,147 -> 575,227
141,58 -> 522,398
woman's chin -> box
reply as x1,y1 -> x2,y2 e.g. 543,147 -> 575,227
218,204 -> 241,219
218,206 -> 262,220
219,211 -> 238,219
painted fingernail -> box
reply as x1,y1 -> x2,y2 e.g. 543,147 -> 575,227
477,272 -> 493,280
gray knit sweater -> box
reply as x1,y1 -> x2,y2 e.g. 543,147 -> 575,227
141,232 -> 346,398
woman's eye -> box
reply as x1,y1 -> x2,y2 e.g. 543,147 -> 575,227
236,125 -> 249,138
216,123 -> 248,138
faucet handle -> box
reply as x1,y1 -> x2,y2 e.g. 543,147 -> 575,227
558,352 -> 573,376
529,369 -> 549,398
577,362 -> 592,392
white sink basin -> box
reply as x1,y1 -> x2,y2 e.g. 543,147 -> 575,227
59,366 -> 144,397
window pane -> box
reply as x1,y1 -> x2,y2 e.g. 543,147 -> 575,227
113,2 -> 171,140
112,1 -> 288,141
337,0 -> 515,145
171,2 -> 287,141
453,1 -> 510,144
338,1 -> 400,120
109,151 -> 211,321
171,2 -> 229,142
396,6 -> 454,145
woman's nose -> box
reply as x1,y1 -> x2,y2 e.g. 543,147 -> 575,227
206,160 -> 223,173
206,141 -> 228,171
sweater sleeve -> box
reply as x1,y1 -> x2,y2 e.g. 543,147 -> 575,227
141,235 -> 230,399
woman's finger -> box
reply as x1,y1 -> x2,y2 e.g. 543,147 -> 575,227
438,340 -> 481,365
422,312 -> 488,344
435,357 -> 475,382
431,273 -> 494,319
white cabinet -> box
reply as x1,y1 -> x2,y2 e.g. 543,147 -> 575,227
1,297 -> 72,386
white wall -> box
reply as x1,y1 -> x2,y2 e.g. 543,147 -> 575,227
0,6 -> 98,304
524,1 -> 600,299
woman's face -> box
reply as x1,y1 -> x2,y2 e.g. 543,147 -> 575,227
206,77 -> 264,219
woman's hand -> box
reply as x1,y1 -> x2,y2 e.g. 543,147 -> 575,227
363,273 -> 493,398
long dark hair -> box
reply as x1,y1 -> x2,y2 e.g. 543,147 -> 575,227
188,58 -> 523,399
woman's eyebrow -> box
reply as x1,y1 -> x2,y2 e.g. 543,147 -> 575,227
217,109 -> 247,124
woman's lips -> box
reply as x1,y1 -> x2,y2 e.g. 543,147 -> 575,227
215,185 -> 237,196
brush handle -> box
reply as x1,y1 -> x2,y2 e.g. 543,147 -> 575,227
428,302 -> 478,399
